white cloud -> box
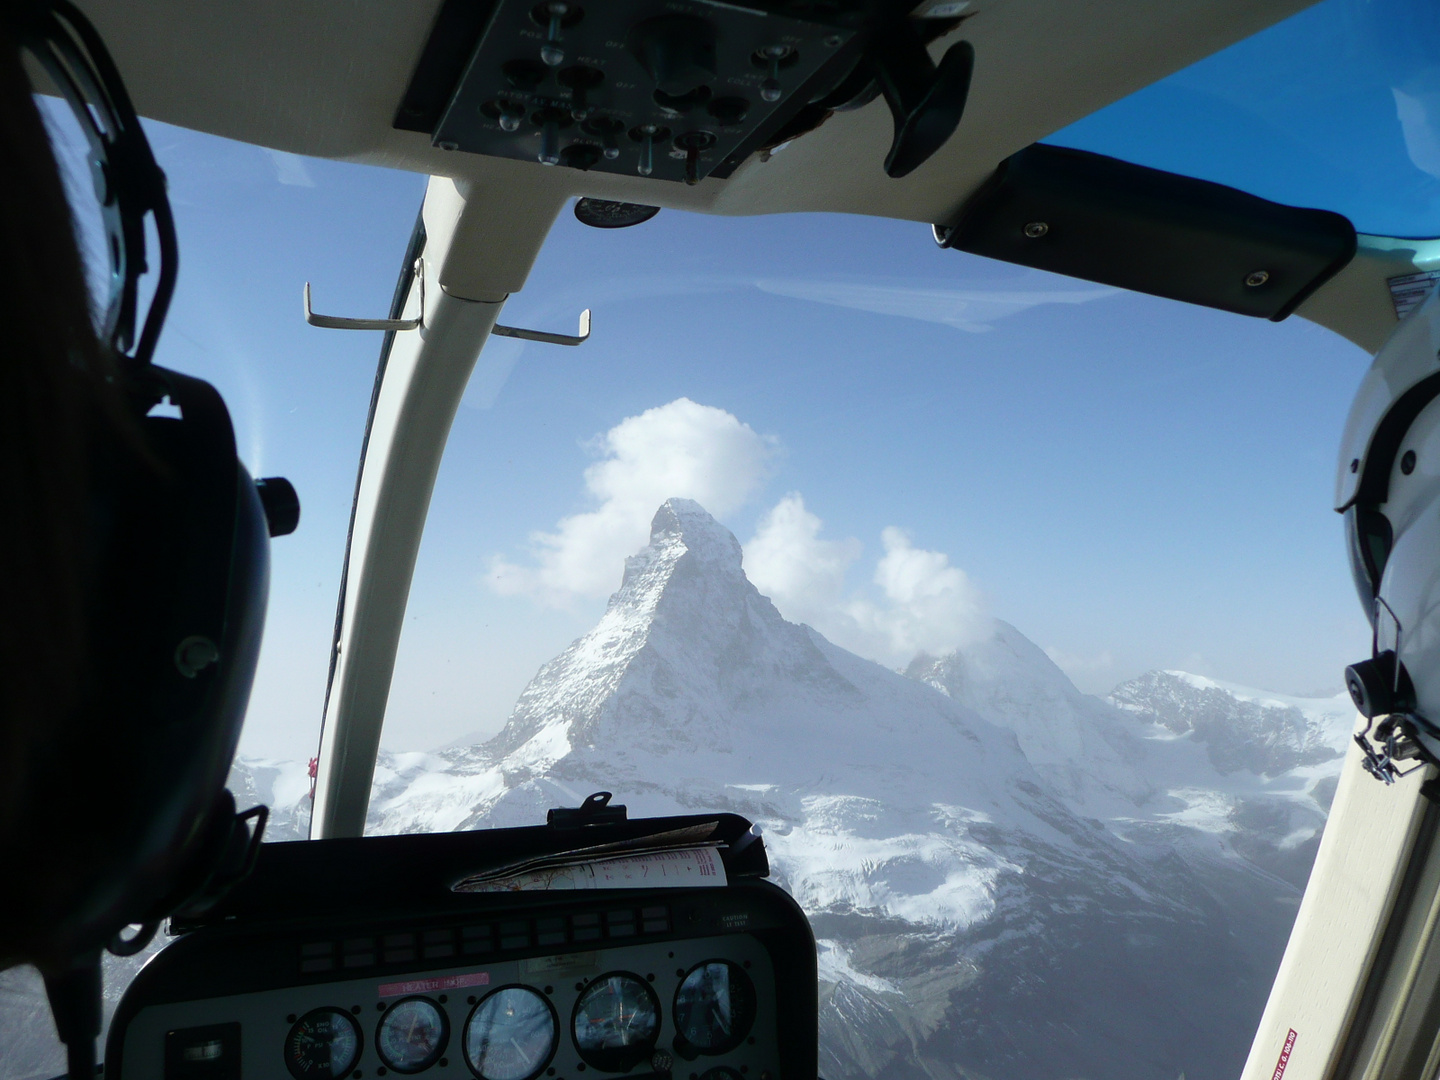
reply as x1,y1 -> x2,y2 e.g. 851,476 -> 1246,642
746,503 -> 989,666
488,398 -> 775,602
491,400 -> 987,665
745,494 -> 862,624
754,279 -> 1114,333
846,528 -> 989,659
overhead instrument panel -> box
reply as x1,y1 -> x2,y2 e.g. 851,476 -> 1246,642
103,801 -> 817,1080
395,0 -> 979,181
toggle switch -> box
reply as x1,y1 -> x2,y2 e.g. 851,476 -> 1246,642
559,65 -> 604,120
531,0 -> 583,67
583,116 -> 625,159
630,123 -> 671,177
483,99 -> 528,132
532,107 -> 573,164
673,129 -> 716,185
752,45 -> 798,102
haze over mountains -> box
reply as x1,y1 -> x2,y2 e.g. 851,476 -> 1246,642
0,499 -> 1357,1080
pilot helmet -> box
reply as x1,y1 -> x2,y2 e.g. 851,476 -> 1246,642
1337,285 -> 1440,776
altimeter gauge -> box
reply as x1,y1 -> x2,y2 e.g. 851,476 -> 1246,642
285,1007 -> 362,1080
464,986 -> 559,1080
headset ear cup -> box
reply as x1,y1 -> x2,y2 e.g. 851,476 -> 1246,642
0,366 -> 271,966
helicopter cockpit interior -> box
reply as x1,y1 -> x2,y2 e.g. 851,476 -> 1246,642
9,1 -> 1440,1080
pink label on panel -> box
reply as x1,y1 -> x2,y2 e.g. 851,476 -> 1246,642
379,971 -> 490,997
1271,1029 -> 1297,1080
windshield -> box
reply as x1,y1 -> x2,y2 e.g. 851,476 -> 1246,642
3,0 -> 1411,1075
1049,0 -> 1440,237
365,212 -> 1367,1079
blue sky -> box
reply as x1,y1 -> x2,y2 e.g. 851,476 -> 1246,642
85,0 -> 1440,761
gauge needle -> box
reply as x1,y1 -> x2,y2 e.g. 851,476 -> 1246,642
510,1038 -> 534,1064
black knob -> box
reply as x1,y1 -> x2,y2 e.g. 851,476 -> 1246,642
706,96 -> 750,125
628,14 -> 716,96
502,58 -> 548,90
255,477 -> 300,537
1347,655 -> 1396,718
559,143 -> 602,171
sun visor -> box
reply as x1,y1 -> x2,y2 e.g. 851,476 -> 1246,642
1335,287 -> 1440,511
935,144 -> 1356,321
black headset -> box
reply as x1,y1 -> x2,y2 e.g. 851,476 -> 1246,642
3,2 -> 296,1073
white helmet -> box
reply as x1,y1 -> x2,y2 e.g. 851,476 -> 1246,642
1337,286 -> 1440,780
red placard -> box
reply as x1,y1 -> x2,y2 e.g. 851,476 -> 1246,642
379,971 -> 490,998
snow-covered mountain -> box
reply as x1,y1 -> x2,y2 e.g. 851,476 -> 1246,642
905,624 -> 1158,815
1110,669 -> 1352,777
1104,669 -> 1354,886
907,630 -> 1355,888
347,500 -> 1304,1080
3,499 -> 1354,1080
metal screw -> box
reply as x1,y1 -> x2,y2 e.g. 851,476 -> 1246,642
437,140 -> 459,151
174,635 -> 219,678
1245,270 -> 1270,287
1023,221 -> 1049,238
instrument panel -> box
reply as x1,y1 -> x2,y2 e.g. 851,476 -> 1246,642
103,817 -> 815,1080
121,932 -> 777,1080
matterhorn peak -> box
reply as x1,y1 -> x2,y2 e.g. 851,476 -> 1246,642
616,497 -> 748,598
652,497 -> 743,560
481,499 -> 825,769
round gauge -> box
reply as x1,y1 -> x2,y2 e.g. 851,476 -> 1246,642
464,985 -> 558,1080
377,997 -> 449,1073
285,1007 -> 362,1080
673,961 -> 756,1055
571,973 -> 661,1072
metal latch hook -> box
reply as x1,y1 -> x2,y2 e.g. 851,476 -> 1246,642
304,261 -> 425,331
305,262 -> 591,346
493,308 -> 591,346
